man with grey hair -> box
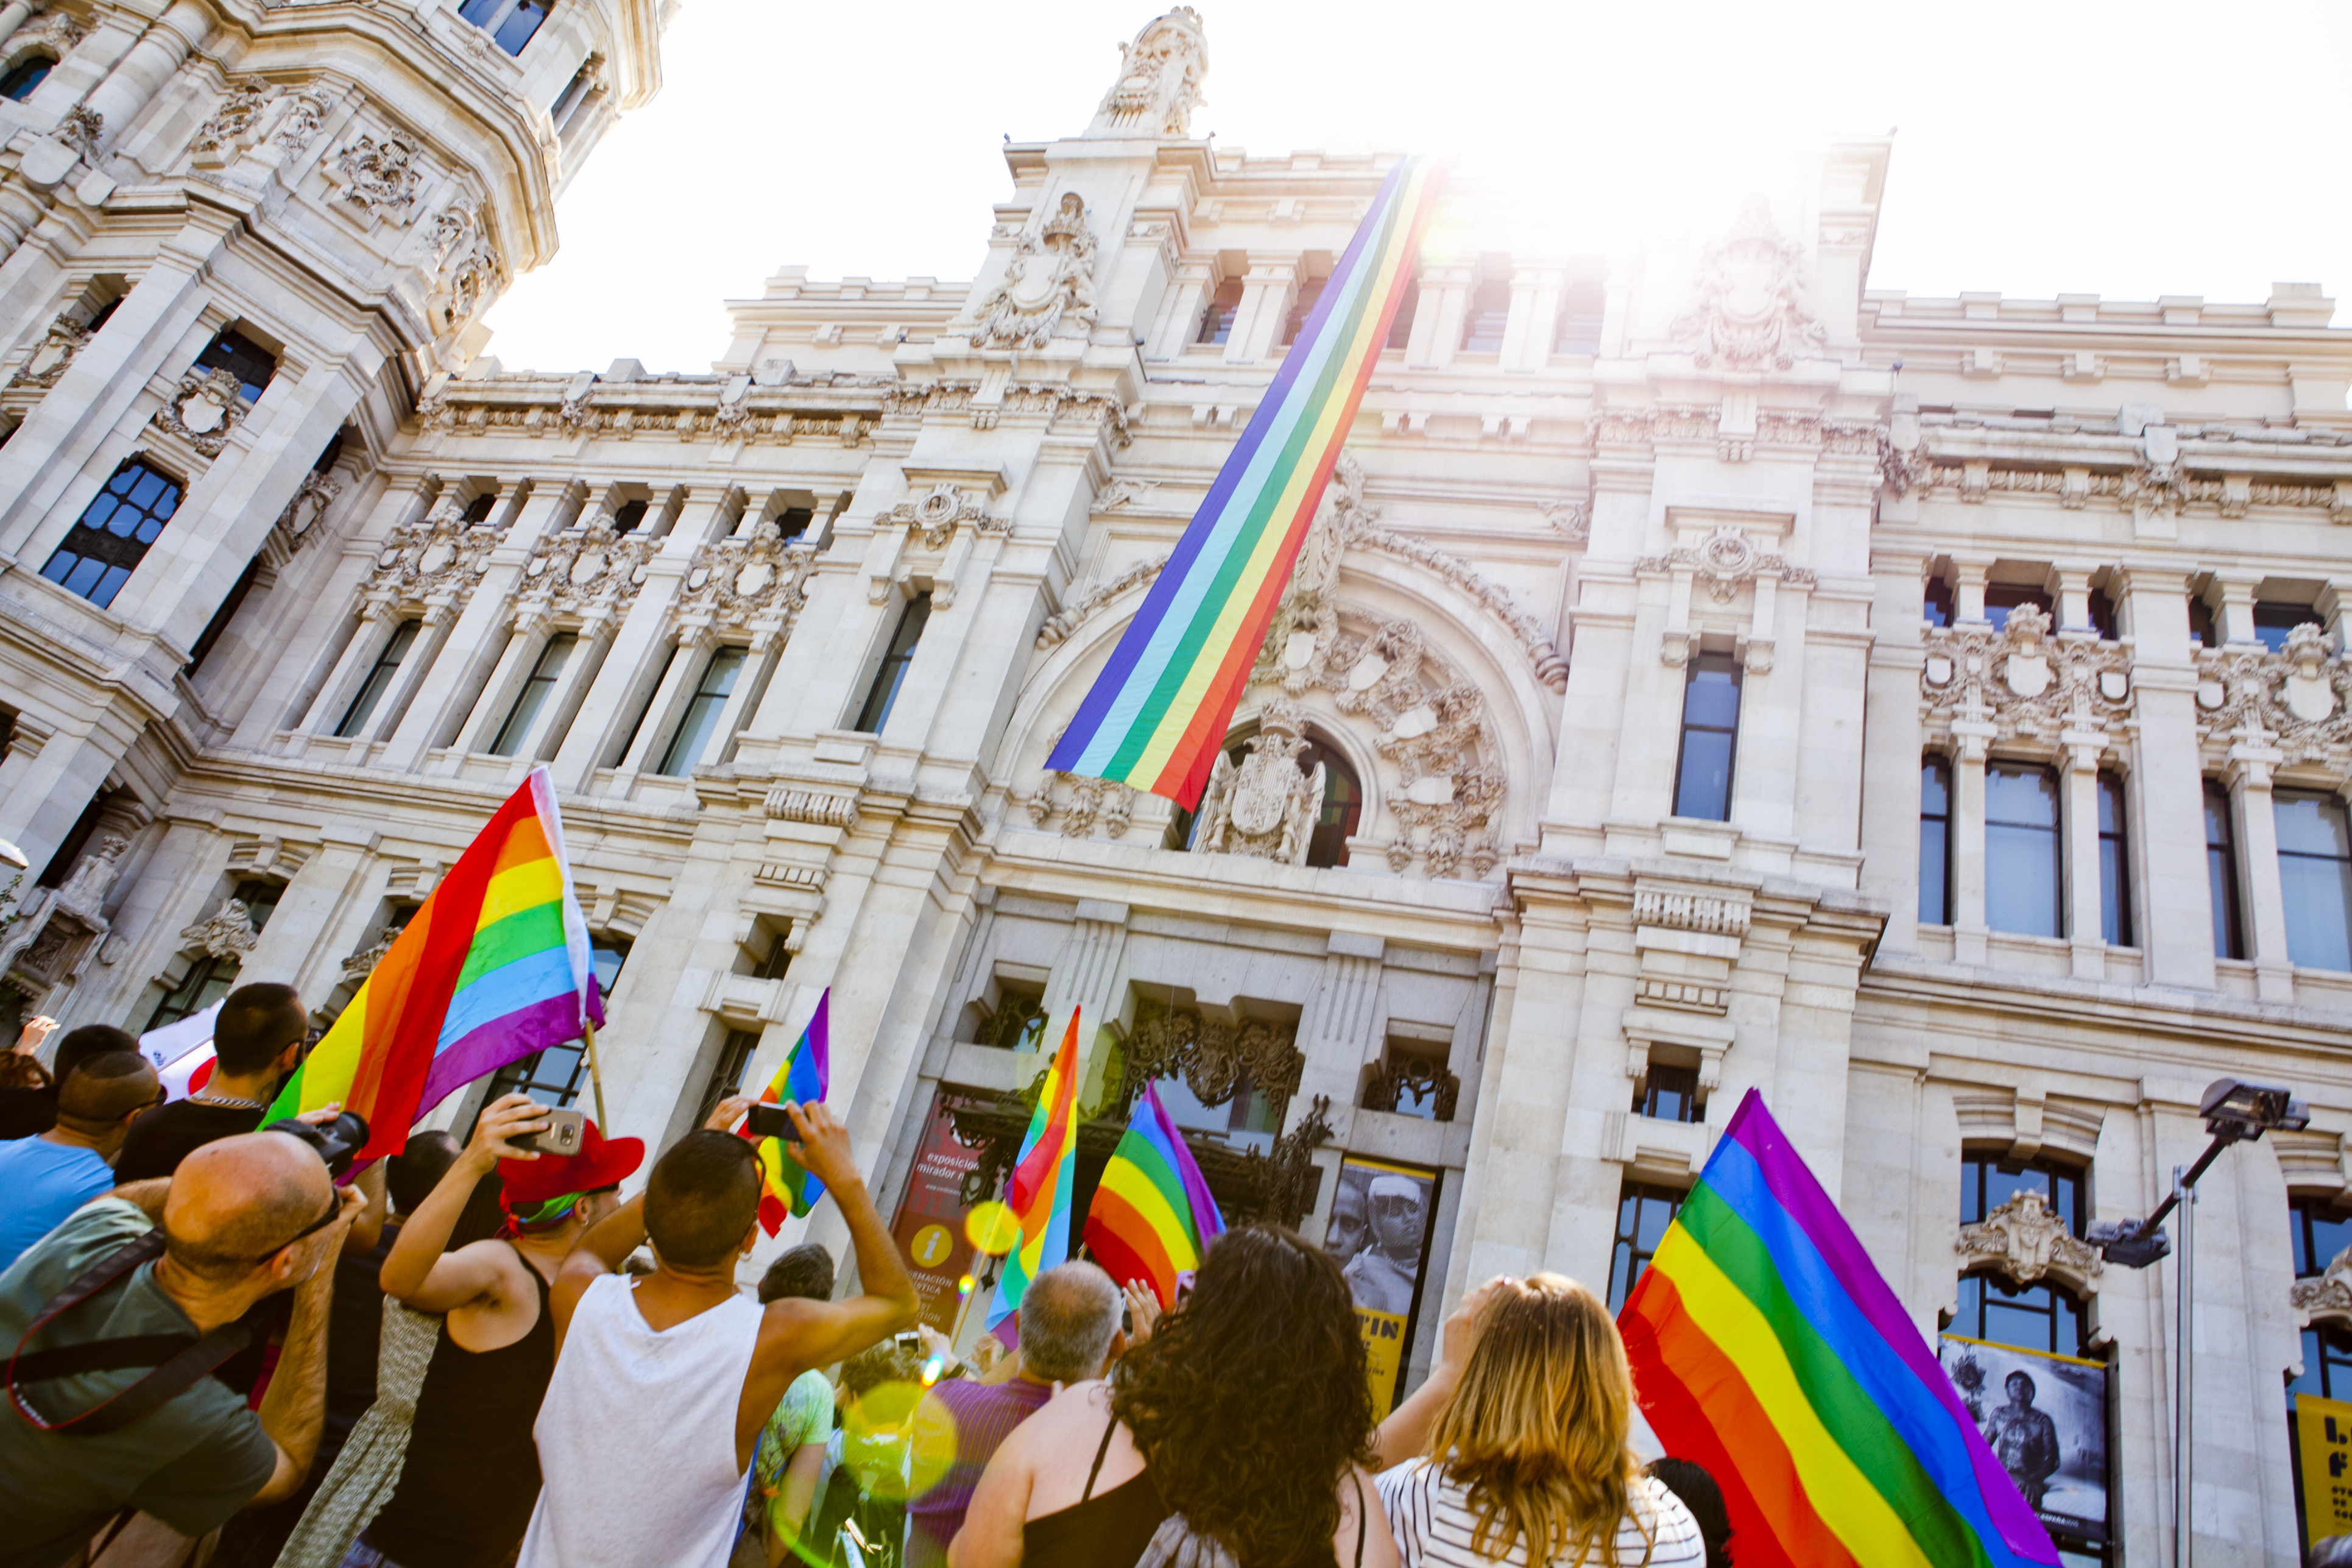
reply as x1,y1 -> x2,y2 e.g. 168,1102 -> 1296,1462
905,1260 -> 1126,1565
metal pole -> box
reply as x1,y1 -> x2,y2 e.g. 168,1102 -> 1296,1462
582,1022 -> 609,1130
2174,1166 -> 2194,1568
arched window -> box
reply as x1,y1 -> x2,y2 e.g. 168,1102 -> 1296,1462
0,54 -> 54,103
1170,725 -> 1363,869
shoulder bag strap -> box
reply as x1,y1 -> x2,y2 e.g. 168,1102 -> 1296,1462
7,1231 -> 254,1436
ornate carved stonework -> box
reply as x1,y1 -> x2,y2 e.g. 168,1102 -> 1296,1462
274,470 -> 342,551
1671,197 -> 1824,372
1919,605 -> 2135,747
1099,477 -> 1159,510
367,501 -> 500,604
1636,524 -> 1815,606
57,106 -> 102,164
1364,1050 -> 1458,1121
7,312 -> 88,390
1192,700 -> 1325,864
764,789 -> 859,830
152,367 -> 249,456
1955,1191 -> 2103,1293
342,923 -> 402,980
1017,768 -> 1137,840
677,531 -> 817,634
2292,1244 -> 2352,1329
54,837 -> 126,924
191,78 -> 275,165
179,896 -> 260,961
1036,556 -> 1166,649
883,481 -> 1000,546
1090,8 -> 1207,139
2196,623 -> 2352,770
267,91 -> 327,158
1540,497 -> 1591,542
331,133 -> 423,223
427,201 -> 504,336
517,516 -> 657,618
967,192 -> 1099,350
1120,1005 -> 1302,1112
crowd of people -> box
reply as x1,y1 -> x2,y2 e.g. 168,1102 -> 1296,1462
0,983 -> 1740,1568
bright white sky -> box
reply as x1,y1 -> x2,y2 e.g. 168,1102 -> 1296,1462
481,0 -> 2352,375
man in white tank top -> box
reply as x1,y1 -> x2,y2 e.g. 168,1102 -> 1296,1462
515,1100 -> 920,1568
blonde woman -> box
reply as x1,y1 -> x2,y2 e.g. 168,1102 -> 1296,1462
1376,1276 -> 1705,1567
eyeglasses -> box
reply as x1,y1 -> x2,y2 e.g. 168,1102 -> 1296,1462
247,1192 -> 342,1262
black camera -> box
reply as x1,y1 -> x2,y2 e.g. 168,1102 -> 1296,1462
262,1112 -> 371,1178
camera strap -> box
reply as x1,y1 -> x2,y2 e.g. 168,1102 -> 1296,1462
6,1231 -> 254,1436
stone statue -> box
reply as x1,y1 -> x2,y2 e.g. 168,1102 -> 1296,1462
1193,701 -> 1324,865
1088,8 -> 1207,139
968,192 -> 1099,350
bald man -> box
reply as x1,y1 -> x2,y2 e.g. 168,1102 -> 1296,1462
0,1128 -> 362,1568
0,1050 -> 158,1271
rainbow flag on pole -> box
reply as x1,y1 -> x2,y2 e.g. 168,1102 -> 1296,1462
986,1008 -> 1083,1329
1081,1082 -> 1224,1308
269,767 -> 602,1165
744,989 -> 831,1236
1047,156 -> 1446,808
1619,1090 -> 2058,1568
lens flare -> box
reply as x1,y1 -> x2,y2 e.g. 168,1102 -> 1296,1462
839,1379 -> 956,1501
964,1199 -> 1020,1256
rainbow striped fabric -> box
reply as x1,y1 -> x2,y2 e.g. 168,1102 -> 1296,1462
986,1008 -> 1082,1329
1081,1081 -> 1224,1308
1047,156 -> 1446,808
746,989 -> 831,1236
1619,1090 -> 2057,1568
269,768 -> 602,1165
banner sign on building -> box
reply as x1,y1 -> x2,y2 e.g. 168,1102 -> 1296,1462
1324,1156 -> 1439,1420
889,1089 -> 989,1333
1938,1335 -> 2110,1547
2297,1393 -> 2352,1546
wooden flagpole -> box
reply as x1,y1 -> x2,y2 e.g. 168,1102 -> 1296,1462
582,1021 -> 609,1129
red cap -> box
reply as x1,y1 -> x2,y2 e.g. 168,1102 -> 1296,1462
498,1117 -> 643,1209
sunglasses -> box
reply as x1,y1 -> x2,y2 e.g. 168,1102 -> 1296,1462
247,1191 -> 342,1263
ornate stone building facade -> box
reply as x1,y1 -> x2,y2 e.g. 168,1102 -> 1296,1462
2,8 -> 2349,1563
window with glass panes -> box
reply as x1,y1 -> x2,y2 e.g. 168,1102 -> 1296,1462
489,634 -> 577,757
1194,279 -> 1243,345
1923,575 -> 1955,629
1280,275 -> 1327,345
1458,279 -> 1511,352
657,646 -> 746,775
1608,1183 -> 1683,1313
457,0 -> 551,55
146,881 -> 281,1029
1955,1154 -> 2089,1356
2277,790 -> 2352,971
1671,653 -> 1741,821
2097,772 -> 2133,946
193,330 -> 275,403
1386,279 -> 1419,350
1983,584 -> 2055,631
1921,757 -> 1954,925
476,935 -> 629,1113
1632,1065 -> 1701,1124
40,461 -> 183,609
1552,280 -> 1605,356
1985,764 -> 2063,938
337,620 -> 420,738
2253,600 -> 2323,652
2206,780 -> 2245,959
0,54 -> 54,101
694,1029 -> 763,1128
853,594 -> 931,733
2290,1198 -> 2352,1404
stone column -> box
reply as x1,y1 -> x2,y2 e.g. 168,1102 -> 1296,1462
74,0 -> 209,160
0,4 -> 40,41
1951,722 -> 1993,966
438,609 -> 543,764
2227,750 -> 2297,1002
1403,264 -> 1470,370
548,545 -> 696,789
1147,260 -> 1214,360
2062,733 -> 2105,979
1952,556 -> 1990,624
2117,568 -> 2216,991
1224,256 -> 1295,366
1291,932 -> 1384,1151
1500,264 -> 1559,373
2053,566 -> 2096,633
614,627 -> 705,775
297,603 -> 404,740
236,828 -> 381,1004
1036,900 -> 1128,1107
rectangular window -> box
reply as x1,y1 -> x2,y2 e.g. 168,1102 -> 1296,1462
459,0 -> 549,55
2205,781 -> 2245,960
1920,757 -> 1954,925
1985,763 -> 2062,938
1956,1154 -> 2086,1357
2276,790 -> 2352,971
2097,771 -> 2133,946
1671,652 -> 1741,822
775,506 -> 814,543
1983,585 -> 2054,631
2086,588 -> 2119,640
1385,278 -> 1419,350
2189,596 -> 2219,649
2293,1196 -> 2352,1280
194,329 -> 275,403
336,620 -> 420,738
40,460 -> 183,609
1632,1064 -> 1701,1124
1280,275 -> 1327,345
1608,1182 -> 1684,1313
489,633 -> 577,757
854,593 -> 931,734
1923,576 -> 1955,629
694,1029 -> 763,1129
1458,279 -> 1511,352
1194,279 -> 1243,345
1962,1152 -> 2083,1230
656,645 -> 746,777
1552,280 -> 1605,356
2254,601 -> 2323,652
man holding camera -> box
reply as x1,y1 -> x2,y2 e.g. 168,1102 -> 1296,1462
347,1093 -> 643,1568
0,1126 -> 364,1568
116,983 -> 313,1182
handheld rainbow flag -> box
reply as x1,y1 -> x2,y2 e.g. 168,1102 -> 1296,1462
1047,156 -> 1446,808
743,989 -> 832,1236
1081,1081 -> 1224,1308
986,1008 -> 1083,1329
1619,1090 -> 2058,1568
269,767 -> 602,1165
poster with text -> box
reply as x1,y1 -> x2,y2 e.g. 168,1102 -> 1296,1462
889,1088 -> 989,1333
2297,1393 -> 2352,1547
1939,1335 -> 2110,1546
1325,1156 -> 1438,1420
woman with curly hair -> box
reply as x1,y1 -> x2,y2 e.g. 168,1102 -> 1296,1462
1375,1275 -> 1704,1566
952,1223 -> 1396,1568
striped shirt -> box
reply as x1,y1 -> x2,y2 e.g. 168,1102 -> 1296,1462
1376,1463 -> 1707,1568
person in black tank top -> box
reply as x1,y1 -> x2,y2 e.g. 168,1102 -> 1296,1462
1022,1410 -> 1169,1568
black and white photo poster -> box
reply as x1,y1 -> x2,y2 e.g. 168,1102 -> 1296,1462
1940,1335 -> 2110,1546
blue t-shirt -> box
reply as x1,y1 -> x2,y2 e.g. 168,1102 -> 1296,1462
0,1137 -> 115,1273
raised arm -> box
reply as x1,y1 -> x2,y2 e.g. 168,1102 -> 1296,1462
249,1183 -> 366,1503
765,1101 -> 919,1368
380,1093 -> 545,1311
1371,1274 -> 1508,1470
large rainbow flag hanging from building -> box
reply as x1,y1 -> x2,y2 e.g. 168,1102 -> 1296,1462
743,989 -> 831,1236
269,766 -> 602,1165
1047,156 -> 1446,808
1618,1090 -> 2058,1568
1081,1081 -> 1224,1308
986,1008 -> 1083,1329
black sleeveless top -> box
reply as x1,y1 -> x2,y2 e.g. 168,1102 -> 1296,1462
1024,1414 -> 1170,1568
364,1254 -> 556,1568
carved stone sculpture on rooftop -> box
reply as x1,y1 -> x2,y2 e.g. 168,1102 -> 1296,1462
968,192 -> 1099,350
1089,8 -> 1207,139
1672,197 -> 1824,372
1192,699 -> 1324,866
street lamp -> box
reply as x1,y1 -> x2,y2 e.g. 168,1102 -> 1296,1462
2088,1078 -> 2308,1568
